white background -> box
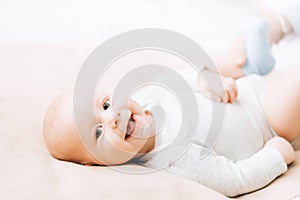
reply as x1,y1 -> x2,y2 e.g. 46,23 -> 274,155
0,0 -> 299,70
0,0 -> 254,50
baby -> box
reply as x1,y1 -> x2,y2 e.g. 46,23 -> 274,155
44,63 -> 299,197
44,2 -> 300,196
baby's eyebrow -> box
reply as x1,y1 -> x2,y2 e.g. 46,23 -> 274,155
94,96 -> 102,105
94,95 -> 110,107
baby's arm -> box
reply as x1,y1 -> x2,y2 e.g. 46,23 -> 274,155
179,67 -> 238,103
168,137 -> 294,197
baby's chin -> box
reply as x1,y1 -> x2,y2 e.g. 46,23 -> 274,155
145,109 -> 156,133
146,106 -> 166,135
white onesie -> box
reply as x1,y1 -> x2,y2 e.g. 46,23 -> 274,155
133,73 -> 287,197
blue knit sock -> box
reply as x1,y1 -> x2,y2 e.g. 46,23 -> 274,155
243,17 -> 275,76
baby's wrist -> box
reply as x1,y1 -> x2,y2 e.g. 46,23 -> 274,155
264,136 -> 295,165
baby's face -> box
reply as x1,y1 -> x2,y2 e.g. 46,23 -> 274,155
90,92 -> 156,165
44,93 -> 156,166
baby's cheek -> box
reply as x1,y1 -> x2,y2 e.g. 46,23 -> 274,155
103,134 -> 130,152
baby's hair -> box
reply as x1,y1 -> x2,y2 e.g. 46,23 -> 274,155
43,94 -> 70,160
43,93 -> 96,165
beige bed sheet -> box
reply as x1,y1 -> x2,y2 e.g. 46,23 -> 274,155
0,44 -> 299,200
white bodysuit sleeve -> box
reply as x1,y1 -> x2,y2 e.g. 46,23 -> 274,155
167,144 -> 287,197
272,0 -> 300,36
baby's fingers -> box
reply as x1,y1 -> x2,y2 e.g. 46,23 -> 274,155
222,77 -> 238,103
222,89 -> 230,103
228,85 -> 237,103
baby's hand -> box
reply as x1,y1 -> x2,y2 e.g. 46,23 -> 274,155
264,136 -> 296,165
198,73 -> 238,103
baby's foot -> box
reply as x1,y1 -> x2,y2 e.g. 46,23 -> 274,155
243,17 -> 275,75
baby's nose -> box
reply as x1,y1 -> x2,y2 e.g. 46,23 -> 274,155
109,111 -> 120,129
110,120 -> 117,129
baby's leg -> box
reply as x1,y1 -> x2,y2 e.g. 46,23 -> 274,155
264,65 -> 300,142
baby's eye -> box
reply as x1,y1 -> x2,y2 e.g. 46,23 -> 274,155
103,100 -> 110,110
96,126 -> 103,139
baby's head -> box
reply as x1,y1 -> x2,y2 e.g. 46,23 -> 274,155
43,93 -> 156,165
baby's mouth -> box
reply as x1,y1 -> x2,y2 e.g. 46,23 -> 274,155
125,114 -> 136,139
